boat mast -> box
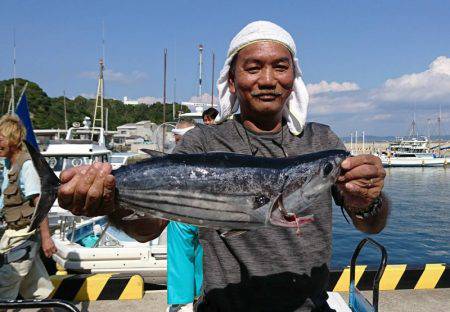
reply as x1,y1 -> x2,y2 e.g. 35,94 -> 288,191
162,48 -> 167,153
92,23 -> 106,139
63,90 -> 68,130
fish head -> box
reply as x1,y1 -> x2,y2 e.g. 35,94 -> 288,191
268,150 -> 349,227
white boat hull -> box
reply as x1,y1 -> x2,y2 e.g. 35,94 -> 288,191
52,217 -> 167,284
381,156 -> 448,167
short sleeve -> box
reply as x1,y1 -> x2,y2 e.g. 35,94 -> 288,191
19,160 -> 41,198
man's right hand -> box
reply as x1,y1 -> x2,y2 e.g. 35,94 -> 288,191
58,162 -> 116,217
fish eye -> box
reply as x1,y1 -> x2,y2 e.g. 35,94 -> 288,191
323,162 -> 333,177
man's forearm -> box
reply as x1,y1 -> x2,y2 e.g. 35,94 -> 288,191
346,193 -> 390,234
108,208 -> 168,243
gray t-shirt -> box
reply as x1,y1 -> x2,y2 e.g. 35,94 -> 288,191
173,116 -> 345,312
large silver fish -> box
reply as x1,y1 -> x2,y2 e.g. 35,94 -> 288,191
26,141 -> 349,233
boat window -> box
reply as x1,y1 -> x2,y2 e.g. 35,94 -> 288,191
45,156 -> 91,171
110,156 -> 125,164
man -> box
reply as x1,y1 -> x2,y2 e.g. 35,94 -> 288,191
168,119 -> 203,312
0,115 -> 56,302
201,108 -> 218,125
58,21 -> 388,311
172,118 -> 196,144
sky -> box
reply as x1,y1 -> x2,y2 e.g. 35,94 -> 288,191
0,0 -> 449,136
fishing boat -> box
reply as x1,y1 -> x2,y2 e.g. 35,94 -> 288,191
51,216 -> 167,284
42,119 -> 112,227
378,137 -> 448,167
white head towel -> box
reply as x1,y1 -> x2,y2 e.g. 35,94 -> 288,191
171,126 -> 195,136
215,21 -> 309,135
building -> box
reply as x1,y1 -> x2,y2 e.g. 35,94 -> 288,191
113,121 -> 158,151
123,96 -> 139,105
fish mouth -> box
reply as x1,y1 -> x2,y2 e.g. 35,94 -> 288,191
269,201 -> 314,229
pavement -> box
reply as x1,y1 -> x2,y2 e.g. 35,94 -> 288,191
9,289 -> 450,311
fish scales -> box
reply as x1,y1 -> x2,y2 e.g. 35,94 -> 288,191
24,141 -> 349,233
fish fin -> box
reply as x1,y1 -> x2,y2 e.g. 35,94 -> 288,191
219,230 -> 248,238
140,149 -> 166,157
24,141 -> 61,232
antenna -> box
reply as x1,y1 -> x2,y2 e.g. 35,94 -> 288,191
102,20 -> 106,65
13,27 -> 16,87
173,78 -> 176,120
198,44 -> 203,98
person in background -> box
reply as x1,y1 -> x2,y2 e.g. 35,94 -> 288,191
0,115 -> 56,304
201,108 -> 218,125
167,118 -> 203,312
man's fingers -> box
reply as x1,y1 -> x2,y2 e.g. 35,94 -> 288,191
341,154 -> 382,170
60,165 -> 90,183
58,174 -> 81,209
344,182 -> 381,200
71,165 -> 99,215
84,174 -> 104,217
339,164 -> 383,182
100,174 -> 116,215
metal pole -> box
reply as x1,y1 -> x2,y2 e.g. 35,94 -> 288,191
63,90 -> 68,130
162,48 -> 167,153
198,44 -> 203,97
355,130 -> 358,153
105,108 -> 109,132
173,78 -> 176,120
362,131 -> 365,153
13,27 -> 16,87
211,52 -> 215,107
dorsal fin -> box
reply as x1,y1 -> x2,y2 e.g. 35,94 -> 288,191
140,149 -> 167,158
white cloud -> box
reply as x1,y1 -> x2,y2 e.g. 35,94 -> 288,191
137,96 -> 162,105
373,56 -> 450,103
366,114 -> 392,121
307,80 -> 360,95
79,93 -> 95,99
309,93 -> 374,116
80,69 -> 148,84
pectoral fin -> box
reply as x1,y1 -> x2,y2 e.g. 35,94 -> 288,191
219,230 -> 248,238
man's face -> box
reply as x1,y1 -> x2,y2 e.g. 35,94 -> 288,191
228,41 -> 295,120
203,115 -> 214,125
0,134 -> 14,158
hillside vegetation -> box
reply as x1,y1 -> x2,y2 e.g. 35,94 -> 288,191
0,78 -> 190,129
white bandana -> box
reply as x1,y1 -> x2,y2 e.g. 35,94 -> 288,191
215,21 -> 309,135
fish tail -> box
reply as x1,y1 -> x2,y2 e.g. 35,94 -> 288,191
24,141 -> 61,232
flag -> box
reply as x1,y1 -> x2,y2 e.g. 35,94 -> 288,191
15,94 -> 39,150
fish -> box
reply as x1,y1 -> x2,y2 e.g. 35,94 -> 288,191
25,140 -> 349,234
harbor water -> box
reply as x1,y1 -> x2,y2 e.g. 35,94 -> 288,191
332,167 -> 450,268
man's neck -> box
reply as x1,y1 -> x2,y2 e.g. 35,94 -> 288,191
240,115 -> 283,133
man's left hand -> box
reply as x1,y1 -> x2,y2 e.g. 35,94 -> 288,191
41,237 -> 57,258
336,154 -> 386,211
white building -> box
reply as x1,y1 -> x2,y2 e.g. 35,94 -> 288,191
123,96 -> 139,105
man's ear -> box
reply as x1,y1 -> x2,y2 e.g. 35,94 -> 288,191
228,71 -> 236,94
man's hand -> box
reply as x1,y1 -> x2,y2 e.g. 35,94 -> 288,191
336,154 -> 389,234
41,236 -> 57,258
337,154 -> 385,210
58,162 -> 116,217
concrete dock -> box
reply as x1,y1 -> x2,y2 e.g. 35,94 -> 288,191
37,289 -> 449,311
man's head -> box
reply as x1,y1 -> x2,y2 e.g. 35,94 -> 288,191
0,115 -> 27,159
228,41 -> 295,121
202,107 -> 219,125
216,21 -> 309,135
172,118 -> 196,144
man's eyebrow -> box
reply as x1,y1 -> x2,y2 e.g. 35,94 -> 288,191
241,57 -> 291,64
